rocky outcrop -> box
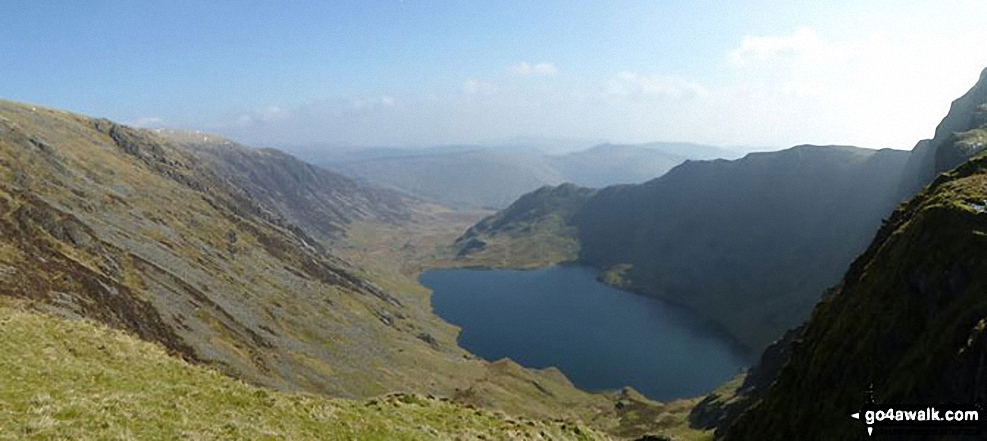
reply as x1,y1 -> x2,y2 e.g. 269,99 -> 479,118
898,67 -> 987,198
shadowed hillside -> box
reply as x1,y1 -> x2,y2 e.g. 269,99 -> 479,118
458,145 -> 910,351
689,66 -> 987,441
720,142 -> 987,441
456,70 -> 987,357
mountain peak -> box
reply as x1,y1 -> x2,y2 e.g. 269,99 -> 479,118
933,67 -> 987,141
898,67 -> 987,198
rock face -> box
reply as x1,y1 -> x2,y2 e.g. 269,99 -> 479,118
459,145 -> 911,351
720,151 -> 987,441
712,68 -> 987,440
0,101 -> 425,397
164,133 -> 413,243
688,324 -> 803,432
898,67 -> 987,199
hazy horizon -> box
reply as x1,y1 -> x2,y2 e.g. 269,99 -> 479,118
3,1 -> 986,152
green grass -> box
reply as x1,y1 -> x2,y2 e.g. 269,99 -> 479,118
0,302 -> 605,440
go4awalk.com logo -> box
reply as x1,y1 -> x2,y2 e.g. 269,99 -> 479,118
851,406 -> 981,436
850,385 -> 987,439
849,387 -> 983,436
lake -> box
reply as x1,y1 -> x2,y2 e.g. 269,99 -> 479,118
421,265 -> 752,401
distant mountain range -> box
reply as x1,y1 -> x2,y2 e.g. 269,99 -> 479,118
311,142 -> 743,209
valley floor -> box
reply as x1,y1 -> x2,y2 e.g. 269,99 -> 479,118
337,208 -> 715,440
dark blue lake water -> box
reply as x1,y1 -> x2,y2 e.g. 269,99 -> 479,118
421,265 -> 752,401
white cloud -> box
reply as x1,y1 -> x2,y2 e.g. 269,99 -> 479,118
462,79 -> 497,95
605,72 -> 707,99
510,62 -> 558,77
132,117 -> 165,128
351,96 -> 399,110
728,28 -> 828,66
234,105 -> 287,127
261,106 -> 285,119
717,25 -> 987,148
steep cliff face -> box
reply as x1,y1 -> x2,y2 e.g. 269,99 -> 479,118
899,68 -> 987,199
457,145 -> 911,351
720,151 -> 987,440
163,132 -> 413,243
573,145 -> 910,351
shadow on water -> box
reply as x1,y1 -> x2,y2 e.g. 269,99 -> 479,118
421,265 -> 754,401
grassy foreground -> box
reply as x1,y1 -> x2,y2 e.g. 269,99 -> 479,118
0,302 -> 604,440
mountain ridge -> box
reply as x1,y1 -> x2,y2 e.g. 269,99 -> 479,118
318,142 -> 741,209
456,144 -> 910,351
720,144 -> 987,440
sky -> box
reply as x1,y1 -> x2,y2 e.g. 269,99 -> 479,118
2,0 -> 986,152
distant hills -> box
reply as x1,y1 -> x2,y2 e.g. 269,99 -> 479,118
314,142 -> 743,208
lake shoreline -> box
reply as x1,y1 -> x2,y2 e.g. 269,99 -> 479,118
421,264 -> 754,402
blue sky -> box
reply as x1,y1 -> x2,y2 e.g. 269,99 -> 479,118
2,1 -> 986,150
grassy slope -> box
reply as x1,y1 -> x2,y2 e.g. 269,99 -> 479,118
0,99 -> 442,398
0,300 -> 604,440
451,184 -> 596,269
